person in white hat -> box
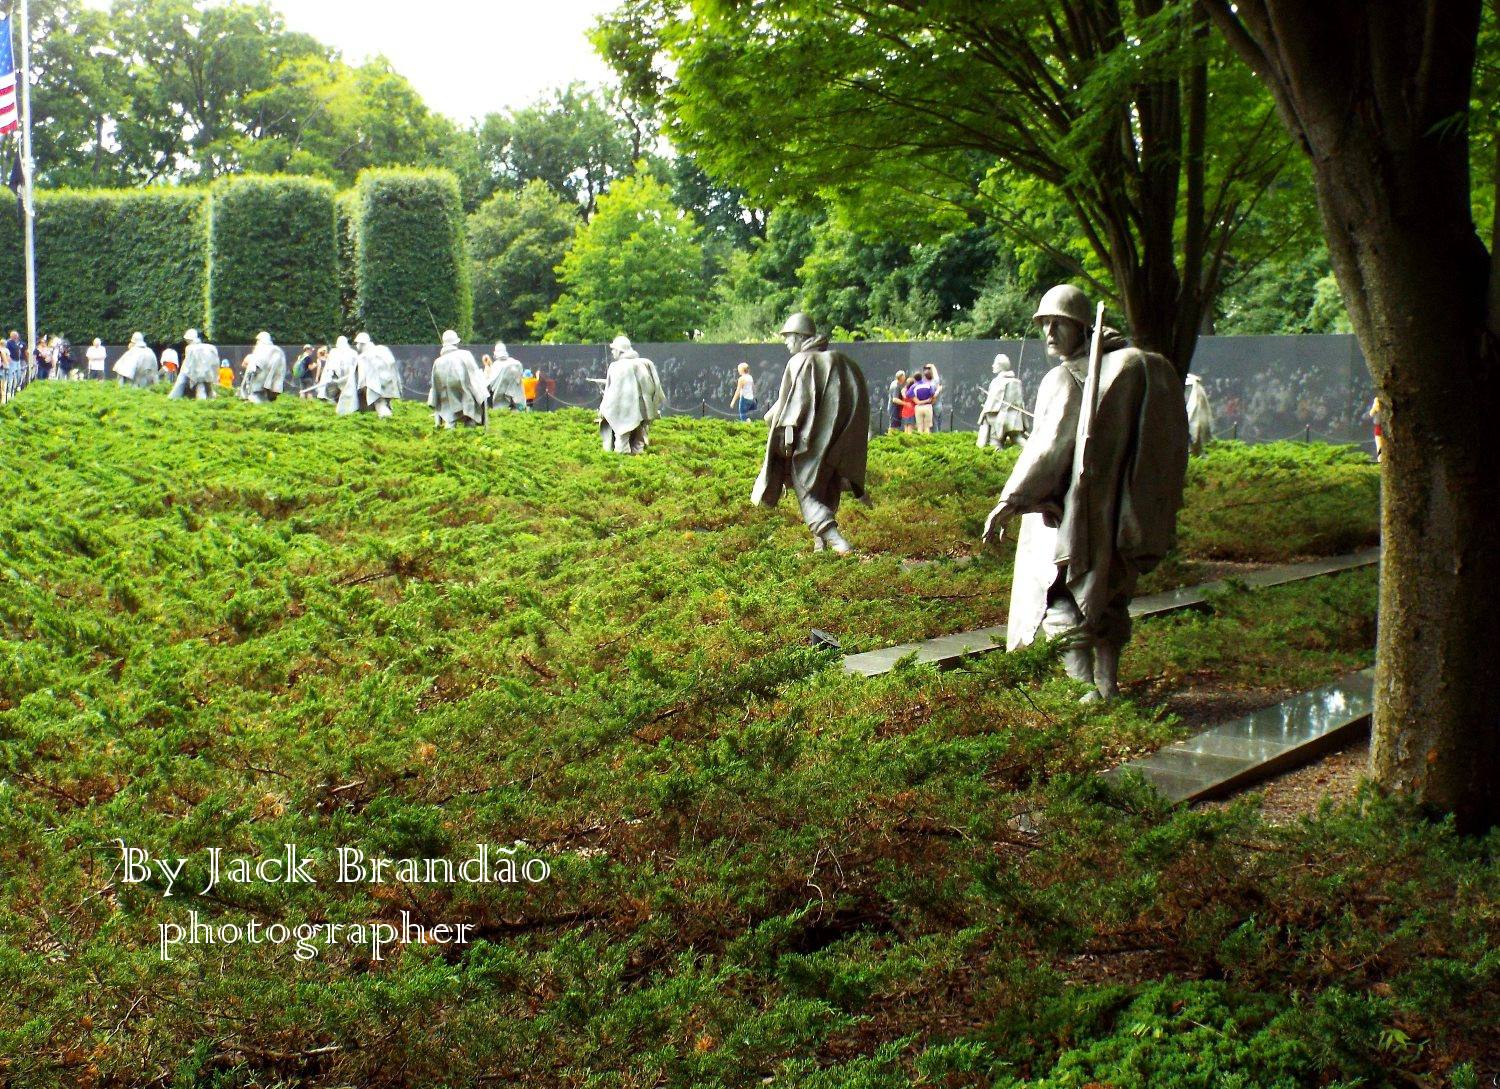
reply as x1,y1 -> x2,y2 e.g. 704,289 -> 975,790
86,337 -> 108,381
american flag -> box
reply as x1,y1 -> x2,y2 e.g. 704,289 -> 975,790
0,14 -> 18,137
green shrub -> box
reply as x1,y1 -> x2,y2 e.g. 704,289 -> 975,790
353,168 -> 471,343
208,175 -> 340,344
337,189 -> 361,335
0,393 -> 1487,1089
0,189 -> 208,344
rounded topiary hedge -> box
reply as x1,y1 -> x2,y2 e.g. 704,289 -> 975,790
1,170 -> 470,349
337,189 -> 361,336
0,188 -> 209,345
208,175 -> 340,345
353,168 -> 471,344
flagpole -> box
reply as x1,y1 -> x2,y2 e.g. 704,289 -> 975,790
18,0 -> 35,374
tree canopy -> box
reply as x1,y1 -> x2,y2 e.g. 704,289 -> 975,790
595,0 -> 1305,368
21,0 -> 455,187
534,171 -> 707,343
469,180 -> 581,343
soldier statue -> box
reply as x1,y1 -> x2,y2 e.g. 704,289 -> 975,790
488,341 -> 527,411
976,352 -> 1029,449
113,332 -> 159,389
1184,372 -> 1213,456
598,334 -> 665,454
983,285 -> 1188,701
338,332 -> 403,417
428,330 -> 489,428
169,329 -> 220,400
239,331 -> 287,403
752,312 -> 871,555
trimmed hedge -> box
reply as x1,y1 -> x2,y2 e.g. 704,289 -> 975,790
336,189 -> 361,336
208,175 -> 339,344
0,171 -> 471,348
353,168 -> 471,343
0,189 -> 208,345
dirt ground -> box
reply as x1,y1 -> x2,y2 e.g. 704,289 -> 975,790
1197,732 -> 1372,823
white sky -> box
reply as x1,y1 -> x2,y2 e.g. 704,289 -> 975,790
84,0 -> 622,122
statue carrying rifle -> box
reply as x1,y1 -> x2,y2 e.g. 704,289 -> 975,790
983,285 -> 1188,701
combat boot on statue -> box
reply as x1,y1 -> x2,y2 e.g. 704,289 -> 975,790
821,525 -> 854,556
1062,646 -> 1095,687
1082,643 -> 1121,703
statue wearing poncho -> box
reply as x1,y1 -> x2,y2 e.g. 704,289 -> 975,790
487,342 -> 526,411
1184,373 -> 1213,456
428,331 -> 489,428
316,336 -> 358,404
169,330 -> 220,400
751,313 -> 870,555
984,285 -> 1188,701
338,333 -> 403,416
598,335 -> 665,454
240,332 -> 287,403
977,353 -> 1028,449
113,332 -> 158,389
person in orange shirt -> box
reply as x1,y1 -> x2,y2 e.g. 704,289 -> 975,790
522,369 -> 539,410
219,360 -> 235,388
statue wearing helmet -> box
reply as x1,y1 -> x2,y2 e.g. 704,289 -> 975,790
338,332 -> 403,417
976,352 -> 1029,450
752,313 -> 871,555
982,285 -> 1188,701
170,328 -> 221,400
239,331 -> 287,403
113,331 -> 159,390
487,340 -> 527,412
1184,373 -> 1213,456
598,333 -> 666,454
427,330 -> 489,428
314,335 -> 358,404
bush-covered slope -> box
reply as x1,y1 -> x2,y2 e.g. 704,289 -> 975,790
5,388 -> 1485,1089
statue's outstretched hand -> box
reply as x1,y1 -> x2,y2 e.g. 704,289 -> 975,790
982,501 -> 1014,545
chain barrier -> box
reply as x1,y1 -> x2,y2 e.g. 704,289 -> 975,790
699,400 -> 745,420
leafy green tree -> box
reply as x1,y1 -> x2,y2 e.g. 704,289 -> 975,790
19,0 -> 454,189
700,206 -> 817,340
107,0 -> 325,182
469,180 -> 580,342
236,55 -> 459,186
596,0 -> 1304,368
476,84 -> 642,219
21,0 -> 129,187
534,171 -> 706,342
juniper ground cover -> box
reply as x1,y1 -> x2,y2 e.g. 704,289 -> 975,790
3,384 -> 1492,1088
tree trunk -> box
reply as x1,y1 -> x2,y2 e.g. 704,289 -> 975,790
1361,226 -> 1500,833
1202,0 -> 1500,830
